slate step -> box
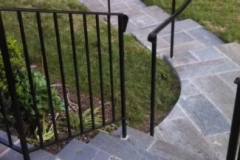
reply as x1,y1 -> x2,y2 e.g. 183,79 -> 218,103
0,130 -> 61,160
173,57 -> 238,81
0,147 -> 61,160
112,126 -> 204,160
89,132 -> 166,160
57,139 -> 118,160
217,42 -> 240,68
156,118 -> 219,160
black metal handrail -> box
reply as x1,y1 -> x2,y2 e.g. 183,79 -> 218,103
0,7 -> 128,160
148,0 -> 192,136
226,78 -> 240,160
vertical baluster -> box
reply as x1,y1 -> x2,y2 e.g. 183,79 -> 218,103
0,11 -> 30,160
226,78 -> 240,160
0,92 -> 13,147
17,11 -> 44,147
118,15 -> 127,138
53,12 -> 71,137
36,12 -> 58,141
150,37 -> 157,137
170,0 -> 176,58
107,13 -> 115,122
69,13 -> 84,133
95,14 -> 105,126
83,14 -> 95,130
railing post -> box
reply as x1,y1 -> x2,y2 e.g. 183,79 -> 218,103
107,0 -> 111,14
170,0 -> 176,58
226,77 -> 240,160
150,36 -> 157,137
118,15 -> 127,138
0,12 -> 30,160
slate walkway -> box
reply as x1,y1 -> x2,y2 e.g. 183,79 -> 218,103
80,0 -> 239,159
0,0 -> 237,160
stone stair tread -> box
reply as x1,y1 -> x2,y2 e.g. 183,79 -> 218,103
187,28 -> 224,46
217,42 -> 240,67
173,57 -> 238,81
149,138 -> 204,160
57,139 -> 114,160
191,75 -> 236,121
140,5 -> 170,24
0,147 -> 60,160
157,118 -> 219,160
112,126 -> 156,150
90,132 -> 166,160
112,126 -> 204,160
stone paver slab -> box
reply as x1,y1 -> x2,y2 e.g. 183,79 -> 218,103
218,70 -> 240,91
179,80 -> 201,97
206,133 -> 230,160
217,42 -> 240,67
162,32 -> 195,45
192,75 -> 236,121
149,139 -> 204,160
57,139 -> 110,160
175,58 -> 238,80
158,41 -> 205,57
90,133 -> 165,160
179,94 -> 230,135
191,46 -> 225,61
141,5 -> 170,25
112,126 -> 155,150
188,28 -> 224,46
163,104 -> 186,121
165,51 -> 199,67
158,118 -> 219,160
131,15 -> 156,28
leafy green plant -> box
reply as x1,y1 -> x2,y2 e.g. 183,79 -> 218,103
69,107 -> 102,131
0,37 -> 64,142
0,37 -> 25,92
17,71 -> 65,119
35,115 -> 54,141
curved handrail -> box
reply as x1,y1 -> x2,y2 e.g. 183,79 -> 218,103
148,0 -> 192,137
148,0 -> 192,43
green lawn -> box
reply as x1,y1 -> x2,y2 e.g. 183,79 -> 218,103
0,0 -> 179,132
141,0 -> 240,43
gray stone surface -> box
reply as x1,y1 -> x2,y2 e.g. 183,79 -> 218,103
188,28 -> 224,46
162,32 -> 195,45
148,139 -> 204,160
191,46 -> 225,61
158,118 -> 219,160
112,126 -> 155,150
141,5 -> 170,25
158,41 -> 205,57
90,133 -> 166,160
218,70 -> 240,91
217,42 -> 240,67
131,15 -> 157,28
0,149 -> 60,160
165,51 -> 199,67
206,133 -> 230,160
178,94 -> 230,135
0,144 -> 8,155
163,104 -> 186,121
192,75 -> 236,121
0,130 -> 19,145
175,58 -> 238,80
179,80 -> 201,98
57,139 -> 111,160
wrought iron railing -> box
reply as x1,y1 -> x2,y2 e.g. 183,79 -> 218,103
226,78 -> 240,160
147,0 -> 192,136
0,7 -> 128,160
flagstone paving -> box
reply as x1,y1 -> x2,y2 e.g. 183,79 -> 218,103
79,0 -> 240,159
